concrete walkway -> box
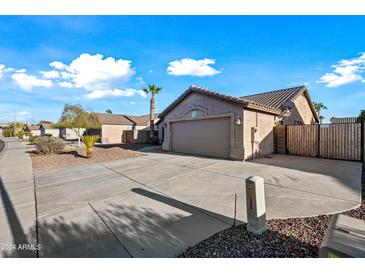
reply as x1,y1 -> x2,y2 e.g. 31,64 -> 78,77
0,138 -> 37,257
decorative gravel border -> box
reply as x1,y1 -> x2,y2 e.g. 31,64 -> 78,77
180,202 -> 364,258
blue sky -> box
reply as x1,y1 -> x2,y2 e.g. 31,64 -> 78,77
0,16 -> 365,123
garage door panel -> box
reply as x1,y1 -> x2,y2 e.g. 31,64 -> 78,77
171,118 -> 230,158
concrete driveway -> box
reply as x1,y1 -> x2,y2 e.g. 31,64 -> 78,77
32,151 -> 362,257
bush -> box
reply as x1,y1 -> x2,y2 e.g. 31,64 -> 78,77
34,136 -> 65,155
29,135 -> 40,144
17,130 -> 24,139
3,128 -> 14,137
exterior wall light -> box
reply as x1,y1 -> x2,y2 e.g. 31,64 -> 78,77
236,116 -> 241,125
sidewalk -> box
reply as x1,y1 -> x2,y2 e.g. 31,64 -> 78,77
0,138 -> 37,257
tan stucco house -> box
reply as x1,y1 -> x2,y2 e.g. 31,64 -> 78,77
157,85 -> 318,160
95,113 -> 158,144
24,124 -> 42,136
39,123 -> 60,137
24,123 -> 59,137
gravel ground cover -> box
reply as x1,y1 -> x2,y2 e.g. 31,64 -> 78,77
180,202 -> 364,258
30,145 -> 140,172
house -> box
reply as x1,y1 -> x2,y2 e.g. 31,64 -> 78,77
59,128 -> 86,140
157,85 -> 319,160
124,114 -> 160,130
330,117 -> 359,124
94,113 -> 158,144
94,113 -> 134,144
23,123 -> 59,138
24,124 -> 42,136
39,123 -> 60,137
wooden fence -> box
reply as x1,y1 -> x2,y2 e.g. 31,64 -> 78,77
274,123 -> 365,162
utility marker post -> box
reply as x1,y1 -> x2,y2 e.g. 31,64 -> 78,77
245,176 -> 267,235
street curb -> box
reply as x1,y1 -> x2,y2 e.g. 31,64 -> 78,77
0,139 -> 7,158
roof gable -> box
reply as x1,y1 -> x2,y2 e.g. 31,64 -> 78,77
240,86 -> 306,109
241,86 -> 319,123
124,115 -> 150,126
158,85 -> 282,119
96,113 -> 134,125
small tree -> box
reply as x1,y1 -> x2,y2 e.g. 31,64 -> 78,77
81,135 -> 100,158
358,110 -> 365,123
9,123 -> 24,138
143,84 -> 162,141
56,104 -> 100,146
105,109 -> 112,114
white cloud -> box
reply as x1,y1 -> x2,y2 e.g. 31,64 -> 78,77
4,53 -> 146,101
17,111 -> 31,115
85,88 -> 146,100
12,73 -> 53,90
49,61 -> 69,71
135,76 -> 146,87
0,65 -> 27,79
40,70 -> 60,79
318,53 -> 365,87
167,58 -> 221,77
49,53 -> 135,90
58,81 -> 74,88
0,64 -> 4,78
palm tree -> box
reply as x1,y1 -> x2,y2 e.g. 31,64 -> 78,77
143,84 -> 162,139
313,102 -> 327,124
105,109 -> 112,114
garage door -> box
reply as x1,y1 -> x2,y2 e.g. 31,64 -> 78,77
171,117 -> 230,158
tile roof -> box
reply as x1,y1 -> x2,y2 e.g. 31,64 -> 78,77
330,117 -> 359,124
40,123 -> 55,129
158,85 -> 284,119
96,113 -> 134,125
240,86 -> 306,109
124,114 -> 159,126
27,125 -> 40,130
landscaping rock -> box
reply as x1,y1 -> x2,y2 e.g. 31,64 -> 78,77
180,202 -> 364,258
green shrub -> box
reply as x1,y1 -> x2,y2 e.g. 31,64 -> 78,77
3,128 -> 14,137
17,130 -> 24,139
34,136 -> 65,155
29,135 -> 39,144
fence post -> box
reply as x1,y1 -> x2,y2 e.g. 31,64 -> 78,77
317,124 -> 321,158
361,122 -> 364,163
361,122 -> 364,201
285,125 -> 288,154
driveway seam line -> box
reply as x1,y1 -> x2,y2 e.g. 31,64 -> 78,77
88,202 -> 134,258
98,163 -> 233,226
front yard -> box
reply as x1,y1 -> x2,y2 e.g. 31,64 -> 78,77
30,143 -> 141,172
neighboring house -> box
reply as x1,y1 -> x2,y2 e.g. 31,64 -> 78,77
157,85 -> 319,160
23,124 -> 42,136
95,113 -> 135,144
330,117 -> 359,124
39,123 -> 59,137
124,114 -> 160,130
60,128 -> 86,140
95,113 -> 158,144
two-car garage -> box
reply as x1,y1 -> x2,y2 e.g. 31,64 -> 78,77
171,117 -> 231,159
